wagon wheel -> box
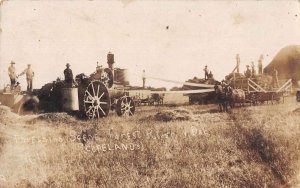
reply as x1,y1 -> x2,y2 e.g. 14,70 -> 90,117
250,93 -> 257,106
116,96 -> 135,116
83,80 -> 110,119
274,92 -> 284,104
101,68 -> 114,88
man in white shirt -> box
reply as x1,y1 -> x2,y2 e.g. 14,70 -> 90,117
19,64 -> 35,92
8,61 -> 16,86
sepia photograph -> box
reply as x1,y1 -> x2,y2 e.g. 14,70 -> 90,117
0,0 -> 300,187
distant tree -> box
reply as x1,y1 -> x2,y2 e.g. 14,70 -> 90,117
170,86 -> 184,91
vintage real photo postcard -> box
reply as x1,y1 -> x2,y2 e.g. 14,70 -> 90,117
0,0 -> 300,187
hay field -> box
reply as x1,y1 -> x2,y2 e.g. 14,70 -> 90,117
0,97 -> 300,187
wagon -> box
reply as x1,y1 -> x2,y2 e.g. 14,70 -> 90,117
229,75 -> 291,105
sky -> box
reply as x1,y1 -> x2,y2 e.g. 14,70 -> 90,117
0,0 -> 300,90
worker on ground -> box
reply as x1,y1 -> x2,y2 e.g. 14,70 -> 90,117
64,63 -> 74,87
18,64 -> 35,92
272,67 -> 279,88
8,61 -> 17,87
244,65 -> 251,78
203,65 -> 209,80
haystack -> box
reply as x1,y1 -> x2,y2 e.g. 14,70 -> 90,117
37,112 -> 75,124
155,108 -> 192,122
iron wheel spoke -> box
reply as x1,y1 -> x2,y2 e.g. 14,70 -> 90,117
98,106 -> 106,116
85,90 -> 93,98
84,100 -> 93,104
86,106 -> 93,115
99,92 -> 104,99
96,85 -> 100,97
96,107 -> 100,119
91,82 -> 96,96
129,110 -> 133,116
92,107 -> 96,119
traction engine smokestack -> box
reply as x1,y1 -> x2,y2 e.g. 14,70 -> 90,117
107,52 -> 115,70
107,52 -> 115,79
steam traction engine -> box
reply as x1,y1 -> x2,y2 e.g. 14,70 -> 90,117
37,52 -> 135,119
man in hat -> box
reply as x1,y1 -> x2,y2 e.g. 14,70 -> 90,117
244,65 -> 251,78
8,61 -> 16,87
64,63 -> 73,87
18,64 -> 35,92
203,65 -> 209,80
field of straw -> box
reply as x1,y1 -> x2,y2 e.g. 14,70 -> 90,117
0,97 -> 300,187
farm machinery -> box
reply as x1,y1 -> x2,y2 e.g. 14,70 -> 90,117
0,84 -> 39,115
35,52 -> 135,119
182,77 -> 216,105
127,89 -> 165,106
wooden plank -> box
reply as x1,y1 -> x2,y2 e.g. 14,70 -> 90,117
276,79 -> 292,93
248,78 -> 266,92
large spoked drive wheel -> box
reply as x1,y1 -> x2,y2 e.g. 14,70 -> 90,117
84,80 -> 110,119
116,96 -> 135,116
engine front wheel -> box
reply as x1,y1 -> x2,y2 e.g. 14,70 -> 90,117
116,96 -> 135,116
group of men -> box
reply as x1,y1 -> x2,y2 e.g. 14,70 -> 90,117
204,54 -> 279,88
244,62 -> 279,88
7,61 -> 75,92
244,61 -> 263,78
8,61 -> 34,92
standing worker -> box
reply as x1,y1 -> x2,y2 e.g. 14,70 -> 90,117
64,63 -> 73,87
244,65 -> 251,78
203,65 -> 209,80
272,67 -> 279,88
8,61 -> 17,87
18,64 -> 35,92
258,55 -> 263,74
